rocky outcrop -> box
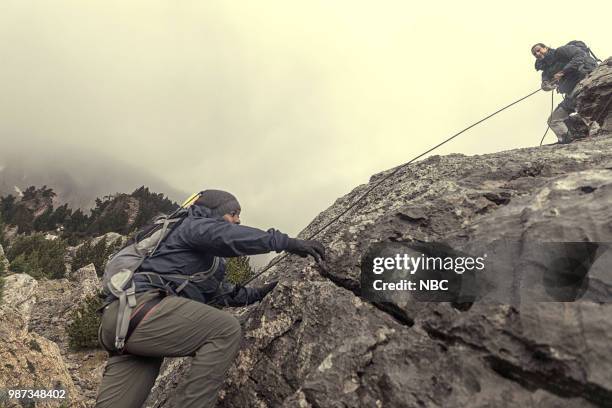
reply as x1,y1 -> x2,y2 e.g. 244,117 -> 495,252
3,61 -> 609,408
27,268 -> 107,405
576,57 -> 612,131
26,265 -> 100,340
0,274 -> 38,338
95,64 -> 612,407
90,232 -> 124,248
140,127 -> 612,407
0,274 -> 83,407
70,264 -> 100,301
0,260 -> 107,407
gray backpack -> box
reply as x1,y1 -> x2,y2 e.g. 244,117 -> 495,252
566,40 -> 601,63
566,40 -> 600,76
103,212 -> 186,351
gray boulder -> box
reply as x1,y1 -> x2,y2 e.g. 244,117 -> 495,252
141,131 -> 612,407
0,274 -> 84,407
575,57 -> 612,132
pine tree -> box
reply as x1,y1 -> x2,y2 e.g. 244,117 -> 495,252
0,194 -> 17,224
7,234 -> 67,279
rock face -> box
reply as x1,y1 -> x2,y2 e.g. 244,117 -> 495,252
90,232 -> 125,248
0,257 -> 109,407
146,144 -> 612,404
70,264 -> 100,301
27,267 -> 107,405
576,57 -> 612,132
0,274 -> 84,408
3,59 -> 610,408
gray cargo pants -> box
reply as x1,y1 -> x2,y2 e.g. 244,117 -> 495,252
548,104 -> 571,142
95,290 -> 242,408
547,88 -> 578,143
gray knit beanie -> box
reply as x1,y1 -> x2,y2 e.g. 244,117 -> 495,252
195,189 -> 241,217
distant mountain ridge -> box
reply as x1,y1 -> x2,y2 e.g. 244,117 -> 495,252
0,149 -> 187,209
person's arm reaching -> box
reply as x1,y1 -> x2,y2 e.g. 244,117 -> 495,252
183,218 -> 290,257
182,217 -> 326,306
183,218 -> 326,261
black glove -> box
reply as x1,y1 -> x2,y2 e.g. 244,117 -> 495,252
286,238 -> 326,262
255,280 -> 278,301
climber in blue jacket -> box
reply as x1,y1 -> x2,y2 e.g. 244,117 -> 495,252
96,189 -> 325,408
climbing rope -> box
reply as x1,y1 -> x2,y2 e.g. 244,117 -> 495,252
208,87 -> 544,299
540,91 -> 555,146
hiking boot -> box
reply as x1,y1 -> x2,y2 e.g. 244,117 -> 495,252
564,113 -> 589,141
557,133 -> 571,144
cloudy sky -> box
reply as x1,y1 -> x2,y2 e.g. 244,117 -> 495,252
1,0 -> 610,239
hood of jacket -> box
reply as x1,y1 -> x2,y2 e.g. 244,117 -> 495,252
187,204 -> 223,220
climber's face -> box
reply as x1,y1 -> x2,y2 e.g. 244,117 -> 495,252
223,210 -> 241,225
532,45 -> 548,60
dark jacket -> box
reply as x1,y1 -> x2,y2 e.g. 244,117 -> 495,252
133,205 -> 289,306
535,45 -> 597,94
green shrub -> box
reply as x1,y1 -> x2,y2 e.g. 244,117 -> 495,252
67,292 -> 104,350
0,276 -> 5,303
226,256 -> 254,285
71,236 -> 122,277
6,234 -> 67,279
9,253 -> 43,277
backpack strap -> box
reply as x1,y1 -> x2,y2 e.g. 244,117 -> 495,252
588,48 -> 601,63
114,280 -> 137,350
149,217 -> 173,256
125,292 -> 165,346
173,257 -> 220,294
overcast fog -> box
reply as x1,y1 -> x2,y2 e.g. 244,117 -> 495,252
1,1 -> 610,240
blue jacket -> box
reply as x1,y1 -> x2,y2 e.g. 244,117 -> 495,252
133,205 -> 289,306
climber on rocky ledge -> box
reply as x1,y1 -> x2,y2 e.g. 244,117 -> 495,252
95,189 -> 325,408
532,42 -> 598,144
